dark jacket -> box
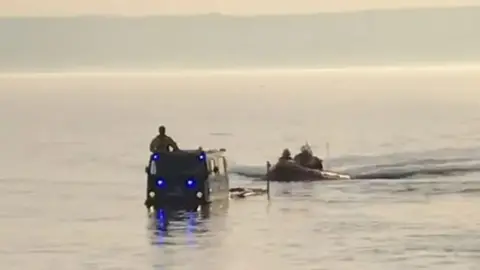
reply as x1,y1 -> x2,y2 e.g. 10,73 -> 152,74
149,135 -> 179,152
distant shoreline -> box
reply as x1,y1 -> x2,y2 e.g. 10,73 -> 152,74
1,6 -> 479,69
1,63 -> 480,77
1,5 -> 480,18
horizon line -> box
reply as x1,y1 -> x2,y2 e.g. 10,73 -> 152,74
2,63 -> 480,77
1,5 -> 479,19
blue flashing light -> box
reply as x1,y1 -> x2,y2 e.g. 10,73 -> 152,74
157,178 -> 165,187
198,153 -> 205,161
186,179 -> 196,188
152,154 -> 160,161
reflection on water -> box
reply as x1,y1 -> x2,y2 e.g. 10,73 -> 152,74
148,199 -> 230,246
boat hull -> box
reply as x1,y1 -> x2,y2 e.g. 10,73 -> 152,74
265,161 -> 350,182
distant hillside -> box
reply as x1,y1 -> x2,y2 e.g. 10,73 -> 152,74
1,6 -> 480,71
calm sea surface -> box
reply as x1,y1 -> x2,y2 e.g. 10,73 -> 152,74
1,68 -> 480,270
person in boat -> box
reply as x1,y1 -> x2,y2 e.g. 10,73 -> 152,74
311,156 -> 324,171
294,144 -> 324,170
278,148 -> 293,162
149,125 -> 179,153
293,144 -> 313,166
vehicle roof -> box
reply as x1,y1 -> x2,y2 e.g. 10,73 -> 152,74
152,148 -> 226,157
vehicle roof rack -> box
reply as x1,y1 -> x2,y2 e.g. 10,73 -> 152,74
198,147 -> 226,153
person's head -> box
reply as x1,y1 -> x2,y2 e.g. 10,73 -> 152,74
282,148 -> 291,158
300,144 -> 313,157
158,125 -> 166,136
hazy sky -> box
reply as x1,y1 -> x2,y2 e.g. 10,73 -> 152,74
1,0 -> 480,16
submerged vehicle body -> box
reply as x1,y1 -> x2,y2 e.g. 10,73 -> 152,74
144,148 -> 229,211
265,160 -> 351,182
147,197 -> 230,232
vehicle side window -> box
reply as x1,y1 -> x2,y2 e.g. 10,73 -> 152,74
208,159 -> 216,172
222,157 -> 228,172
217,157 -> 226,175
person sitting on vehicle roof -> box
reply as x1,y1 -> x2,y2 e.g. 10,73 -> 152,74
294,144 -> 324,170
149,125 -> 179,153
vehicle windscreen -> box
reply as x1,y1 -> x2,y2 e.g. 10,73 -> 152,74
155,154 -> 207,178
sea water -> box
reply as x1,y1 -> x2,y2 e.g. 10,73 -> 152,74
1,67 -> 480,270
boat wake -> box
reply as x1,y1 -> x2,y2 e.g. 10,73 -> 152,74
345,160 -> 480,180
229,148 -> 480,180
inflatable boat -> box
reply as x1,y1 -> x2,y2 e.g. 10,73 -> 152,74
265,160 -> 351,182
